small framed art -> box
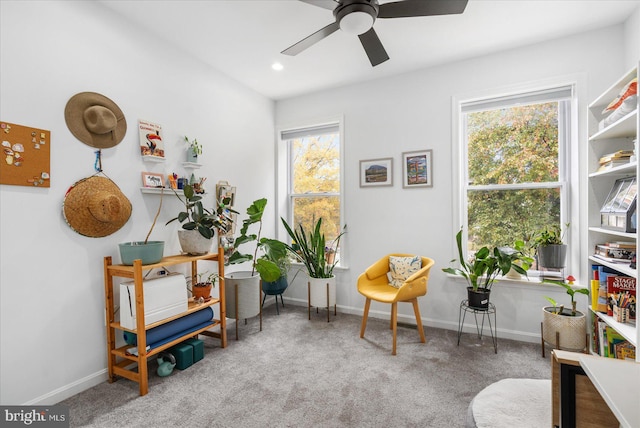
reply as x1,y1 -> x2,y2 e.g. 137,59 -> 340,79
360,158 -> 393,187
402,149 -> 432,188
141,172 -> 164,188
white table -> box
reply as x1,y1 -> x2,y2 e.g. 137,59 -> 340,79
579,356 -> 640,428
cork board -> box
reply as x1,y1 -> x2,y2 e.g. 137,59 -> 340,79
0,121 -> 51,187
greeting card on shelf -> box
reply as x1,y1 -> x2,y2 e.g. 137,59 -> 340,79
139,119 -> 164,159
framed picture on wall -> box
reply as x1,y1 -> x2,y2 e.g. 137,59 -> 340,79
359,157 -> 393,187
402,149 -> 432,188
141,172 -> 164,188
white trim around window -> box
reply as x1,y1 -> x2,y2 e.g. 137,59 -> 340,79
275,116 -> 348,268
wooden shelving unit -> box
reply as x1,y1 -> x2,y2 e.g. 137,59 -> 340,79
103,248 -> 226,395
586,66 -> 639,361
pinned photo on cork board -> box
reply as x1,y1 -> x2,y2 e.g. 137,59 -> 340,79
0,121 -> 51,187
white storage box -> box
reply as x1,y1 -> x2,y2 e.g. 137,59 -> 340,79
120,274 -> 188,330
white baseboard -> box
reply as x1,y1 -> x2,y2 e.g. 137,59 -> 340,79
278,297 -> 541,344
25,370 -> 108,405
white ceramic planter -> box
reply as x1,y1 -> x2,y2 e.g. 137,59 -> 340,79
225,271 -> 261,319
542,306 -> 587,351
308,276 -> 336,308
178,229 -> 213,255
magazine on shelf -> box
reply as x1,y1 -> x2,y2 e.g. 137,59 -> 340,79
606,275 -> 636,320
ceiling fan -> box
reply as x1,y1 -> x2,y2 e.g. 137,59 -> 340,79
281,0 -> 469,67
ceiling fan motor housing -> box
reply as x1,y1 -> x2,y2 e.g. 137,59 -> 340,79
334,0 -> 379,35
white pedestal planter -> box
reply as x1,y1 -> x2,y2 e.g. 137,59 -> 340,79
224,271 -> 262,339
178,229 -> 213,255
308,276 -> 336,322
541,306 -> 587,354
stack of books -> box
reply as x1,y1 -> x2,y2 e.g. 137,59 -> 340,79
592,318 -> 636,360
593,241 -> 636,264
597,150 -> 634,171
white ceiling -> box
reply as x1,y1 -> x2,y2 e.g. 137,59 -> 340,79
98,0 -> 639,100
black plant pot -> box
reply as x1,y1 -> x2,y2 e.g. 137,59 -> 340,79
467,287 -> 491,309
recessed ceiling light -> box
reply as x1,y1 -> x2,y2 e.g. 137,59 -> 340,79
272,62 -> 284,71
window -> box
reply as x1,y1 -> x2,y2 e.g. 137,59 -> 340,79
279,121 -> 344,260
458,86 -> 574,269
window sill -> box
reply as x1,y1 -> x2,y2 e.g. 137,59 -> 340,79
443,273 -> 587,290
289,261 -> 349,273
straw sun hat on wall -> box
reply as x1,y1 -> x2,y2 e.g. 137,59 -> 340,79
63,175 -> 132,238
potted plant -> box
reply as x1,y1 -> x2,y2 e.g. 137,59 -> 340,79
281,217 -> 346,314
532,223 -> 568,269
184,135 -> 202,163
442,228 -> 531,308
166,184 -> 236,255
505,237 -> 535,279
224,198 -> 288,322
541,279 -> 589,353
119,187 -> 165,265
259,241 -> 298,313
190,271 -> 220,302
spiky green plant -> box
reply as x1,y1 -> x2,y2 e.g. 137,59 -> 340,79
281,217 -> 345,279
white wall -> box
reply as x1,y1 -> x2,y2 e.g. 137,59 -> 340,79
624,6 -> 640,69
2,0 -> 637,406
0,1 -> 275,405
275,24 -> 631,345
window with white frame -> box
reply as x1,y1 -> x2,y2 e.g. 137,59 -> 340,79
458,85 -> 574,271
280,122 -> 344,261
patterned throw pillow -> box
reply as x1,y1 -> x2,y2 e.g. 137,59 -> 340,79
389,255 -> 421,288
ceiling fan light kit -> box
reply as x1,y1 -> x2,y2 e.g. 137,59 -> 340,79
336,2 -> 378,35
282,0 -> 468,67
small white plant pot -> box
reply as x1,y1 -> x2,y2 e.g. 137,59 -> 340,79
308,276 -> 336,308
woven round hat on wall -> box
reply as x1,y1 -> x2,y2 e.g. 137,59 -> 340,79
64,92 -> 127,149
63,175 -> 132,238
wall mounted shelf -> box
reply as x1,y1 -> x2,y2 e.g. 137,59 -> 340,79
141,155 -> 165,163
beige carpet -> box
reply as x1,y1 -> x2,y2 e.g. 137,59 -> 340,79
61,302 -> 550,427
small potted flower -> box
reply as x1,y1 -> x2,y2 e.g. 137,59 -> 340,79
191,272 -> 219,302
184,136 -> 202,163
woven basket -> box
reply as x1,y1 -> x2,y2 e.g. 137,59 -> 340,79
542,307 -> 586,351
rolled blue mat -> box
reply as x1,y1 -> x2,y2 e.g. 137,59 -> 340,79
124,307 -> 214,347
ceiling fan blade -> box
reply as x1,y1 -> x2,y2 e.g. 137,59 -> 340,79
298,0 -> 339,11
281,21 -> 340,56
358,28 -> 389,67
378,0 -> 468,18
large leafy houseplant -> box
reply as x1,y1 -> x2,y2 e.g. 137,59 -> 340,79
227,198 -> 288,283
442,228 -> 531,291
166,184 -> 235,239
280,217 -> 346,279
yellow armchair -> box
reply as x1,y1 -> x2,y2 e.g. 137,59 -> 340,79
357,254 -> 435,355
